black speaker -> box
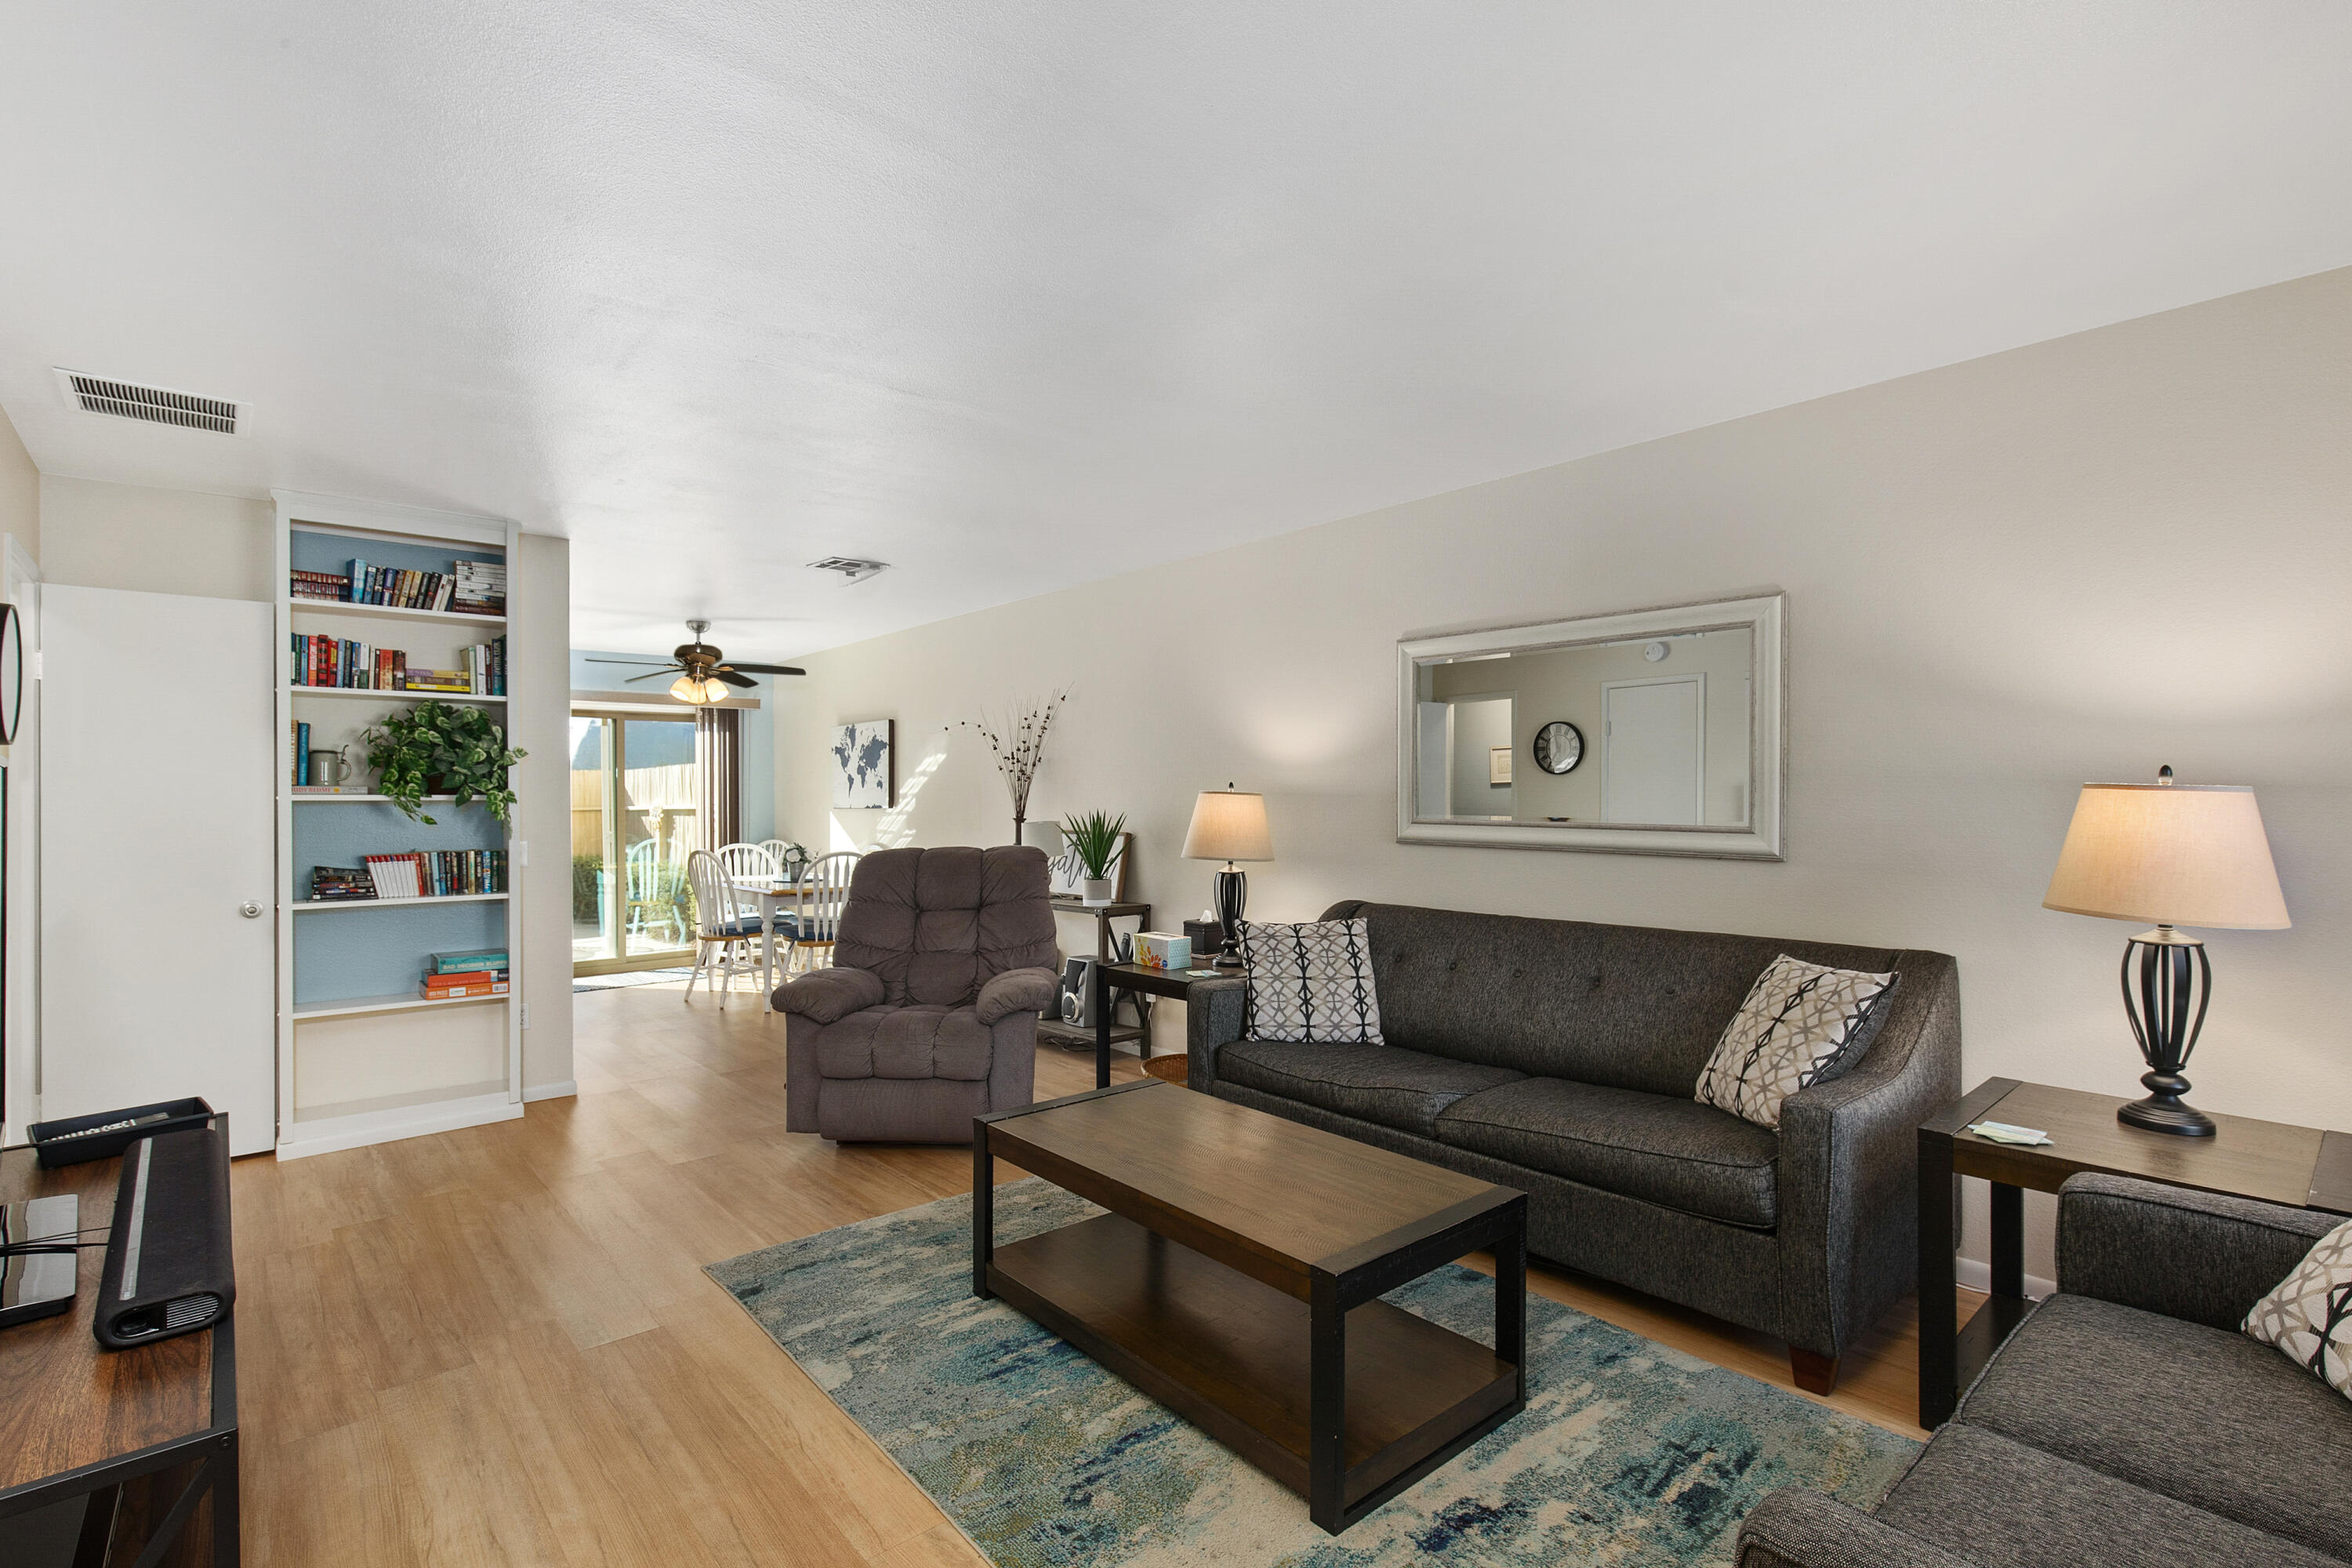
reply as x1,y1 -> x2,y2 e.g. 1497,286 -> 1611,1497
93,1121 -> 234,1349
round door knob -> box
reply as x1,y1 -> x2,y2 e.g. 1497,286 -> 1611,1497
239,902 -> 264,918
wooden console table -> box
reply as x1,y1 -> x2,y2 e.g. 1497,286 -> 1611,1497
1918,1077 -> 2350,1429
0,1132 -> 239,1564
1037,898 -> 1152,1065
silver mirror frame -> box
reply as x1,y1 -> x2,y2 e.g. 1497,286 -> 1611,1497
1395,592 -> 1785,861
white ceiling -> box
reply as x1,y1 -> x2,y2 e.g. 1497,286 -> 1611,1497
4,2 -> 2350,661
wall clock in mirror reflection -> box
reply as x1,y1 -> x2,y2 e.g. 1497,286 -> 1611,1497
1531,719 -> 1583,775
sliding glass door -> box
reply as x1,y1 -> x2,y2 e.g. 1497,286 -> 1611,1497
571,710 -> 700,971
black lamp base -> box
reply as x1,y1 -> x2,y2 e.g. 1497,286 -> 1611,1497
2118,1071 -> 2216,1137
1212,866 -> 1247,969
2115,931 -> 2219,1138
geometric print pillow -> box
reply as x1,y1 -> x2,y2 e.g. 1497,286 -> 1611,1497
2244,1220 -> 2352,1403
1236,917 -> 1383,1045
1694,955 -> 1900,1131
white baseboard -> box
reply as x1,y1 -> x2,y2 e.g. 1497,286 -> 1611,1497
1955,1255 -> 2055,1299
524,1079 -> 579,1103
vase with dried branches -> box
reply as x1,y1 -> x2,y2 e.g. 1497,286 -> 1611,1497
955,688 -> 1071,846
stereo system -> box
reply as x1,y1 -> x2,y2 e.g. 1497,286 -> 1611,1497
1054,956 -> 1098,1028
94,1121 -> 235,1348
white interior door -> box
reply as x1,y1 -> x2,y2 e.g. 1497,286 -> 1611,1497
42,586 -> 276,1153
1602,675 -> 1705,825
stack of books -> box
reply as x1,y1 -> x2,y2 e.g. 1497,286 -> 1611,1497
360,850 -> 508,899
423,947 -> 510,1000
452,559 -> 506,616
291,569 -> 349,602
307,866 -> 376,901
345,559 -> 460,613
401,640 -> 506,695
292,634 -> 407,689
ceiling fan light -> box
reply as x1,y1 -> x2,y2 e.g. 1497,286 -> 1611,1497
670,673 -> 725,705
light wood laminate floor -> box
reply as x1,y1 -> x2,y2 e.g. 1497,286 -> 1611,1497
229,976 -> 1979,1566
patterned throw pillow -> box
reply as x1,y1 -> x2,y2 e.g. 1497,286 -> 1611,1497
1693,955 -> 1900,1130
2244,1220 -> 2352,1401
1236,918 -> 1383,1044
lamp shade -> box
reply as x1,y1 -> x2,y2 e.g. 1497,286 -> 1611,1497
1182,790 -> 1272,862
2042,782 -> 2289,930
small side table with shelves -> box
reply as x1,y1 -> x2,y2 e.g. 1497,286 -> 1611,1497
1918,1076 -> 2352,1429
1037,899 -> 1152,1067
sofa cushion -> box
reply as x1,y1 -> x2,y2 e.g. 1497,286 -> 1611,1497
1435,1077 -> 1779,1228
1875,1422 -> 2338,1568
813,1004 -> 995,1082
2242,1216 -> 2352,1400
1319,900 -> 1911,1097
1958,1292 -> 2352,1560
1215,1039 -> 1521,1139
1693,955 -> 1899,1130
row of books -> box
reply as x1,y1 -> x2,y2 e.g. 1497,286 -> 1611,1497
424,946 -> 510,1000
289,633 -> 507,694
287,557 -> 506,616
304,851 -> 509,901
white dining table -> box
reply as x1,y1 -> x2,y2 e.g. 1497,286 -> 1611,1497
732,880 -> 809,1010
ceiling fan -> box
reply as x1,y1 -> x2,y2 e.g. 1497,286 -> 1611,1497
584,620 -> 806,705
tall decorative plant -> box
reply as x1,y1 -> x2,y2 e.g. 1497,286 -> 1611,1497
956,688 -> 1070,845
361,699 -> 528,825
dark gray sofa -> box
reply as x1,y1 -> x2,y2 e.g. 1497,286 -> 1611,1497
1738,1173 -> 2352,1567
1185,900 -> 1962,1389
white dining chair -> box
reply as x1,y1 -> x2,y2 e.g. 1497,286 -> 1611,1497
758,838 -> 808,883
783,851 -> 858,975
684,849 -> 765,1007
717,841 -> 779,883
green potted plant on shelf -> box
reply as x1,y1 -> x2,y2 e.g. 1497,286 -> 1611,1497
1061,810 -> 1126,907
361,700 -> 528,825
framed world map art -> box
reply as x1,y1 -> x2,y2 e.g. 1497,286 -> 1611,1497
832,720 -> 894,808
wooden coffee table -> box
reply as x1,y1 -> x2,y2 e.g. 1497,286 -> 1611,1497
973,1081 -> 1527,1534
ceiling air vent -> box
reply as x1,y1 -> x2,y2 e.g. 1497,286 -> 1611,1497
53,368 -> 246,434
807,557 -> 890,584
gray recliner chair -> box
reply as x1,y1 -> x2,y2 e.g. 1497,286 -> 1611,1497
778,845 -> 1059,1143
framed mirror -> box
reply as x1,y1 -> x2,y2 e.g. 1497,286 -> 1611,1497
1396,593 -> 1784,859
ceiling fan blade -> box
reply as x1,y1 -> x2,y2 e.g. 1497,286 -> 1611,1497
725,662 -> 807,677
623,667 -> 684,684
584,656 -> 673,667
712,668 -> 757,688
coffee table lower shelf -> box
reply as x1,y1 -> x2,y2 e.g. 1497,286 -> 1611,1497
986,1212 -> 1519,1527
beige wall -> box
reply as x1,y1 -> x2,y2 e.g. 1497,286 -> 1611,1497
779,264 -> 2352,1286
513,532 -> 575,1097
0,408 -> 34,563
39,476 -> 273,599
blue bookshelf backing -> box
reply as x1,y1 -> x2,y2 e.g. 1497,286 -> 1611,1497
291,800 -> 507,1003
289,528 -> 504,583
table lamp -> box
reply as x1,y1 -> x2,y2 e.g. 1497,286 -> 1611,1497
1182,786 -> 1272,969
2042,767 -> 2290,1136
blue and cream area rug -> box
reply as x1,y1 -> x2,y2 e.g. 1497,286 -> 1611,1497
706,1181 -> 1917,1567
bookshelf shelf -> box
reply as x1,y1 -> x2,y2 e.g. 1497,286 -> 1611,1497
292,991 -> 511,1021
276,488 -> 524,1163
290,685 -> 506,704
290,793 -> 464,804
291,598 -> 506,629
293,892 -> 509,913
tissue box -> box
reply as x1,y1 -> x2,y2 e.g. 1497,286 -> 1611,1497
1134,932 -> 1192,971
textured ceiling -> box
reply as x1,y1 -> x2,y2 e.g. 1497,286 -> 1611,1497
4,2 -> 2350,659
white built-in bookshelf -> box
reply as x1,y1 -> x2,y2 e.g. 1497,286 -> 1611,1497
272,490 -> 525,1160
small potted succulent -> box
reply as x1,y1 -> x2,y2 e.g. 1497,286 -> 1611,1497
361,699 -> 528,826
1061,810 -> 1127,906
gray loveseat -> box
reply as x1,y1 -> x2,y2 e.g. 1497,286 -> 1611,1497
779,845 -> 1059,1142
1739,1173 -> 2351,1567
1185,900 -> 1962,1389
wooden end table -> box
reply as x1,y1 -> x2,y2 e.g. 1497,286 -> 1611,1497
1918,1076 -> 2352,1428
1082,960 -> 1242,1089
975,1081 -> 1527,1534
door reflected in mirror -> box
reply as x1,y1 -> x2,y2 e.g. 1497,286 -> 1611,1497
1396,595 -> 1784,860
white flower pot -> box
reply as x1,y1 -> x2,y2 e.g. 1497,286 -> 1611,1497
1082,878 -> 1113,907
